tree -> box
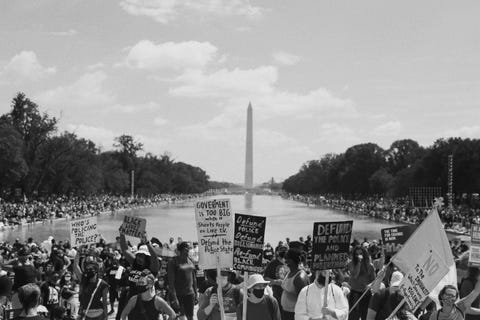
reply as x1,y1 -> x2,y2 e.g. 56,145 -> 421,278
386,139 -> 425,174
0,93 -> 57,193
0,122 -> 28,192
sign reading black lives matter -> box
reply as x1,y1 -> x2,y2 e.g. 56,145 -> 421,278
195,199 -> 234,270
119,215 -> 147,238
381,226 -> 415,254
233,214 -> 266,273
312,221 -> 353,270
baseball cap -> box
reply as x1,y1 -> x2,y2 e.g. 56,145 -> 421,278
136,245 -> 151,256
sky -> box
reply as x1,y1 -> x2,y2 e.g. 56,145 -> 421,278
0,0 -> 479,184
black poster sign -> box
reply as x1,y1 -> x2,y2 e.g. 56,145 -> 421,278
312,220 -> 353,270
233,213 -> 266,273
381,225 -> 415,254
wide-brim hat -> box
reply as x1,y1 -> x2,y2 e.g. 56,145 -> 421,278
246,274 -> 270,289
135,245 -> 151,256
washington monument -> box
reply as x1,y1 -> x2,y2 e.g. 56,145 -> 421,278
244,103 -> 253,188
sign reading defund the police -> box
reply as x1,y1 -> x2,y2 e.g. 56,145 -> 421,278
233,214 -> 266,273
312,221 -> 353,270
119,215 -> 146,238
70,217 -> 100,247
381,225 -> 416,255
195,199 -> 234,269
469,224 -> 480,267
399,249 -> 450,312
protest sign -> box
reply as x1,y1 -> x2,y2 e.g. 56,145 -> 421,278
70,217 -> 100,246
119,215 -> 146,238
233,214 -> 266,273
469,224 -> 480,267
381,225 -> 416,254
399,249 -> 450,311
195,198 -> 234,269
311,220 -> 353,270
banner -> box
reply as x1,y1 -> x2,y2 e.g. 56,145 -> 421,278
70,217 -> 100,247
311,221 -> 353,270
119,215 -> 146,238
195,199 -> 234,269
399,249 -> 450,311
469,224 -> 480,267
381,225 -> 415,254
233,214 -> 266,273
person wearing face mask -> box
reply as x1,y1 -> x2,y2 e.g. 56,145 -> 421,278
197,269 -> 242,320
168,241 -> 198,320
120,269 -> 176,320
78,261 -> 108,320
59,272 -> 79,320
264,245 -> 290,314
281,249 -> 310,320
429,283 -> 480,320
237,274 -> 281,320
348,246 -> 375,320
294,270 -> 348,320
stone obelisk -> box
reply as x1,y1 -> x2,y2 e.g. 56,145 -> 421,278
244,103 -> 253,189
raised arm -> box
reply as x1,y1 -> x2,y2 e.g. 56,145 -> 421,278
119,231 -> 135,265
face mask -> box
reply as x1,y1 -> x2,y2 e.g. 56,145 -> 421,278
278,251 -> 286,258
252,289 -> 264,299
64,276 -> 72,282
317,275 -> 327,286
137,285 -> 149,293
85,270 -> 96,279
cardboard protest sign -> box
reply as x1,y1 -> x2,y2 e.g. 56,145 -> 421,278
399,249 -> 450,311
195,199 -> 234,269
233,214 -> 266,273
312,221 -> 353,270
469,224 -> 480,267
119,215 -> 146,238
70,217 -> 100,247
381,225 -> 416,254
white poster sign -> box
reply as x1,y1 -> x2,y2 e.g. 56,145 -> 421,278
195,199 -> 234,269
70,217 -> 100,247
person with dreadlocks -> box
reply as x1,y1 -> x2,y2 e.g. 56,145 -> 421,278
348,245 -> 375,320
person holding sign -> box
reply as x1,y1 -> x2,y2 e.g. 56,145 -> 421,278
237,274 -> 281,320
348,246 -> 375,320
120,269 -> 176,320
281,249 -> 310,320
117,230 -> 159,320
294,270 -> 349,320
429,283 -> 480,320
197,269 -> 242,320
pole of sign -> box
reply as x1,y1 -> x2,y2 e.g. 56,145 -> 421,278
386,299 -> 405,320
242,272 -> 248,320
323,271 -> 330,313
216,256 -> 226,320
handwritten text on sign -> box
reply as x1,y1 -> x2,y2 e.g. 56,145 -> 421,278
195,199 -> 234,269
119,215 -> 146,238
233,214 -> 266,273
381,226 -> 415,254
399,249 -> 450,311
70,217 -> 100,246
470,224 -> 480,267
312,221 -> 353,270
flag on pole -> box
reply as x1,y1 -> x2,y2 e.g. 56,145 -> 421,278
391,209 -> 456,305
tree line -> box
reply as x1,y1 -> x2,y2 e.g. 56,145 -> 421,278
282,138 -> 480,199
0,93 -> 211,199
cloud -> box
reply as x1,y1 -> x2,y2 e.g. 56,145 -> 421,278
371,121 -> 403,136
153,116 -> 168,126
65,123 -> 117,149
0,51 -> 56,83
120,0 -> 262,24
444,125 -> 480,138
107,102 -> 159,114
123,40 -> 218,71
272,51 -> 300,66
170,65 -> 355,119
45,29 -> 78,37
36,71 -> 114,109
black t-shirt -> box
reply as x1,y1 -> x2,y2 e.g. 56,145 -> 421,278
13,264 -> 37,290
369,288 -> 394,320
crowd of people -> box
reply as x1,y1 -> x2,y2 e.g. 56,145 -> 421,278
0,194 -> 204,230
286,194 -> 480,235
0,227 -> 478,320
